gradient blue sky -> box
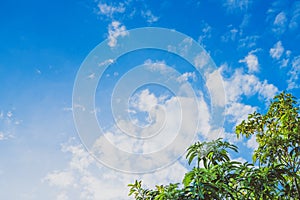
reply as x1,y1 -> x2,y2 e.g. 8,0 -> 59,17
1,0 -> 300,199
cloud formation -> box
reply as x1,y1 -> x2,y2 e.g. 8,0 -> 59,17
43,140 -> 187,200
222,68 -> 278,128
239,52 -> 259,73
107,21 -> 128,47
270,41 -> 284,60
97,2 -> 125,18
223,0 -> 252,12
287,56 -> 300,89
141,10 -> 159,23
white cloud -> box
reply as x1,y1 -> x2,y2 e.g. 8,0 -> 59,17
57,192 -> 69,200
287,56 -> 300,89
97,92 -> 202,156
204,127 -> 225,141
238,35 -> 259,49
205,68 -> 226,107
226,102 -> 257,126
61,142 -> 94,173
98,59 -> 114,67
246,134 -> 258,149
198,21 -> 212,45
43,171 -> 74,188
140,160 -> 187,188
7,111 -> 13,118
224,69 -> 278,103
73,104 -> 86,112
81,59 -> 226,171
97,2 -> 125,18
274,11 -> 287,26
239,52 -> 259,73
176,38 -> 193,57
222,68 -> 278,128
78,173 -> 126,200
273,11 -> 287,34
43,141 -> 189,200
239,14 -> 251,34
270,41 -> 284,60
43,142 -> 130,199
229,28 -> 239,40
0,132 -> 4,140
144,59 -> 173,75
141,10 -> 159,23
96,1 -> 159,26
224,131 -> 242,144
130,89 -> 158,112
230,156 -> 247,163
194,51 -> 210,69
267,1 -> 300,33
259,80 -> 279,100
0,110 -> 19,141
221,27 -> 239,42
176,72 -> 196,83
280,58 -> 289,68
107,21 -> 129,48
220,67 -> 268,149
289,1 -> 300,30
88,73 -> 95,79
62,107 -> 73,112
223,0 -> 251,12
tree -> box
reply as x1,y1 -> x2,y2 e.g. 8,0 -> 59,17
236,92 -> 300,198
128,92 -> 300,199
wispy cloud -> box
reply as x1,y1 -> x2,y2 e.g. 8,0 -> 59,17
238,35 -> 259,49
141,10 -> 159,23
43,171 -> 75,188
270,41 -> 284,60
218,66 -> 278,147
246,134 -> 258,149
193,51 -> 210,69
0,132 -> 5,140
221,26 -> 239,42
226,102 -> 257,126
239,51 -> 259,73
176,72 -> 197,83
144,59 -> 173,75
287,56 -> 300,90
273,11 -> 287,35
107,21 -> 128,48
224,68 -> 278,103
98,58 -> 114,67
96,0 -> 159,25
198,21 -> 212,45
97,2 -> 125,18
289,1 -> 300,30
223,0 -> 252,13
56,192 -> 68,200
267,1 -> 300,35
269,41 -> 291,68
43,140 -> 188,199
239,14 -> 251,35
0,110 -> 20,141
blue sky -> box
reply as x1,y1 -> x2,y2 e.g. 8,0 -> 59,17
1,0 -> 300,199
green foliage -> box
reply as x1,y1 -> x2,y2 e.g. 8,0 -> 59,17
128,92 -> 300,199
236,92 -> 300,199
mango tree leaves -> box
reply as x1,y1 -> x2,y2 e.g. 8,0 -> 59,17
236,92 -> 300,199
